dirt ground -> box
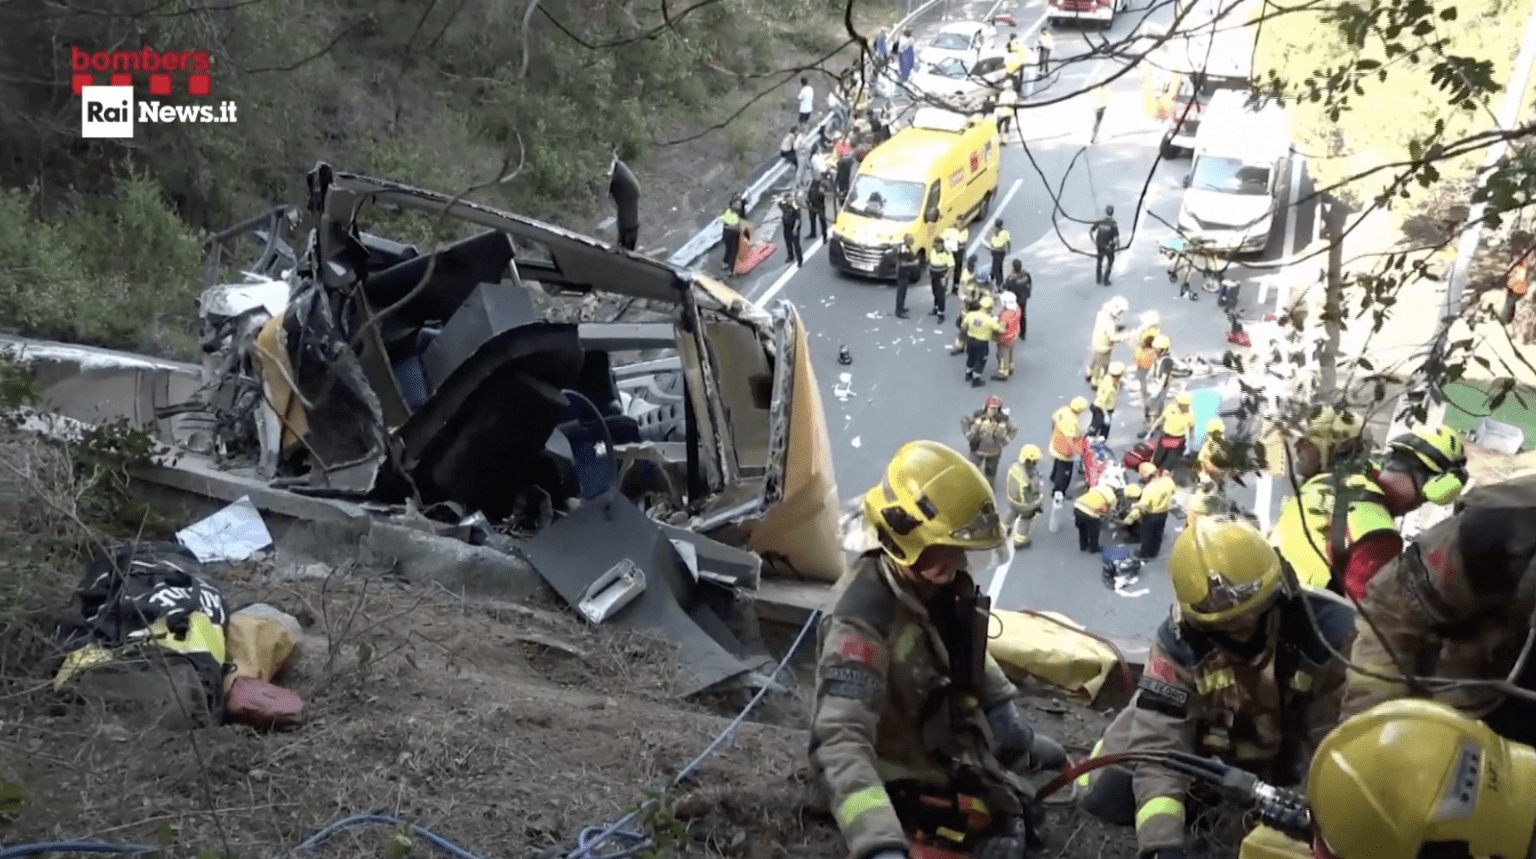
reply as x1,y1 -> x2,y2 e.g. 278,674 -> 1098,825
0,556 -> 1142,859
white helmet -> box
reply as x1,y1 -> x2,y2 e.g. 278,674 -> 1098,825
1140,310 -> 1160,328
1107,296 -> 1129,317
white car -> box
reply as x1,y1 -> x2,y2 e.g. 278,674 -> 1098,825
920,21 -> 998,67
902,51 -> 1011,109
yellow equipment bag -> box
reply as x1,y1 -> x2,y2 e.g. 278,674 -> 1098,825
1239,825 -> 1312,859
986,610 -> 1121,703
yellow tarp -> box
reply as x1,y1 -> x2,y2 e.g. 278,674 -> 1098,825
1239,825 -> 1311,859
225,610 -> 299,693
987,609 -> 1121,703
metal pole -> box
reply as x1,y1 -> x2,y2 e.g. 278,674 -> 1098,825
1394,4 -> 1536,431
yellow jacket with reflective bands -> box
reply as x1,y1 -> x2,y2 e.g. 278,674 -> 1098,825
963,310 -> 1004,342
810,553 -> 1022,859
1094,374 -> 1122,411
1085,596 -> 1356,854
931,249 -> 955,272
1159,405 -> 1195,437
1074,485 -> 1115,518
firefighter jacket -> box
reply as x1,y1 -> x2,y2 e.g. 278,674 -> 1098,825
1270,471 -> 1399,595
1197,433 -> 1230,477
1125,475 -> 1177,524
1006,463 -> 1044,515
1074,485 -> 1115,518
1090,311 -> 1125,354
963,310 -> 1004,343
1158,404 -> 1195,438
958,272 -> 991,306
1186,485 -> 1226,527
1087,594 -> 1356,854
1093,373 -> 1122,411
1050,407 -> 1084,461
810,553 -> 1030,859
962,410 -> 1017,457
1342,475 -> 1536,724
997,307 -> 1021,347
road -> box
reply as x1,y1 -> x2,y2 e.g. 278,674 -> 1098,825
732,0 -> 1322,641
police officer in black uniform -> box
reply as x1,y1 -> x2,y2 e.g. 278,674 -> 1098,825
779,196 -> 804,267
894,234 -> 919,319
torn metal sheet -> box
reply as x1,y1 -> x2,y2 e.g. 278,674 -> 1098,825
176,494 -> 274,563
520,495 -> 773,695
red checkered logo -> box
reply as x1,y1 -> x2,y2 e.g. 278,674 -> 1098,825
70,46 -> 213,97
836,635 -> 879,668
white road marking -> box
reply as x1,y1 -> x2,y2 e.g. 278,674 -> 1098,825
986,553 -> 1012,603
752,238 -> 824,308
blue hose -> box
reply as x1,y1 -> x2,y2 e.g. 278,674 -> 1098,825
1,610 -> 822,859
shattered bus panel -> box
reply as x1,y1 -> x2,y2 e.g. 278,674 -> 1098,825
171,162 -> 846,583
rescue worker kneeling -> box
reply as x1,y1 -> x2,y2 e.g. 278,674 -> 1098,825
1078,517 -> 1356,859
811,440 -> 1066,859
1306,698 -> 1536,859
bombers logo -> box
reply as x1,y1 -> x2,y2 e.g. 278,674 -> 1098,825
71,46 -> 238,138
70,46 -> 213,97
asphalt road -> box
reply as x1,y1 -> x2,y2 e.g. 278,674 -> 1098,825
733,0 -> 1321,641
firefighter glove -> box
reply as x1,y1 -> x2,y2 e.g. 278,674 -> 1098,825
985,700 -> 1035,771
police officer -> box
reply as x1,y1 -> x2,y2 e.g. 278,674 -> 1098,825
811,440 -> 1064,859
1306,699 -> 1536,859
1073,481 -> 1118,554
1049,397 -> 1089,500
836,150 -> 858,208
1001,259 -> 1032,342
940,224 -> 969,294
1005,444 -> 1045,548
1080,517 -> 1356,859
779,195 -> 804,267
929,243 -> 955,323
1123,462 -> 1177,559
987,219 -> 1011,282
1270,424 -> 1468,599
962,295 -> 1004,386
806,174 -> 829,239
721,196 -> 745,272
1090,205 -> 1120,286
894,234 -> 919,319
1339,474 -> 1536,745
961,395 -> 1018,483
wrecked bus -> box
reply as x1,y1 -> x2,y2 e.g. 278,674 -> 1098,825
178,162 -> 845,586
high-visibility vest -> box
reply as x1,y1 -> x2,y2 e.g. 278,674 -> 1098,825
1511,260 -> 1530,296
964,310 -> 1000,342
1271,473 -> 1397,590
722,209 -> 741,228
1074,485 -> 1114,517
930,249 -> 955,272
1135,345 -> 1157,371
1160,405 -> 1195,436
1005,52 -> 1023,74
1139,475 -> 1178,514
989,229 -> 1011,251
1050,407 -> 1081,460
1094,374 -> 1121,410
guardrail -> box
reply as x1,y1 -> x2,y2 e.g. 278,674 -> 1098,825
666,0 -> 951,269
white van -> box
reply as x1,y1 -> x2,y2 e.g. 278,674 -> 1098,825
1175,89 -> 1291,255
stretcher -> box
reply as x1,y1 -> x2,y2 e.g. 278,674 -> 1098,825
730,224 -> 777,276
1082,438 -> 1115,487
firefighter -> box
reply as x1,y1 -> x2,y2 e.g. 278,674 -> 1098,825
1089,361 -> 1126,439
940,224 -> 969,294
1049,397 -> 1089,500
1294,405 -> 1368,481
950,257 -> 993,355
1306,699 -> 1536,859
994,292 -> 1021,381
929,242 -> 955,323
1112,483 -> 1143,543
1139,334 -> 1175,429
1079,517 -> 1357,859
1073,481 -> 1118,554
811,440 -> 1064,859
1123,462 -> 1177,560
1087,296 -> 1131,387
1005,444 -> 1046,548
1151,391 -> 1195,469
961,396 -> 1018,484
1196,418 -> 1231,486
1270,424 -> 1468,600
1338,474 -> 1536,745
962,295 -> 1004,387
1185,473 -> 1224,528
987,219 -> 1011,281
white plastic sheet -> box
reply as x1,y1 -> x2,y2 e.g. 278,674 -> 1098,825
176,495 -> 274,562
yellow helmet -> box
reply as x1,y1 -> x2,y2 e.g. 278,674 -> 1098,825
1206,417 -> 1225,435
1123,484 -> 1142,499
1175,391 -> 1193,406
1108,361 -> 1127,377
1138,461 -> 1157,480
1070,396 -> 1088,412
1153,334 -> 1171,350
862,440 -> 1005,567
1019,443 -> 1042,463
1168,516 -> 1283,625
1308,699 -> 1536,859
980,294 -> 995,310
1388,424 -> 1469,505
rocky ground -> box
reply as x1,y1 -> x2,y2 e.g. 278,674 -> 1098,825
0,560 -> 1143,859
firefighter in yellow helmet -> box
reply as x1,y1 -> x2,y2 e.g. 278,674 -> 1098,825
1306,699 -> 1536,859
1339,474 -> 1536,745
1089,361 -> 1126,439
1049,396 -> 1090,499
1270,423 -> 1468,601
1152,390 -> 1196,469
1073,480 -> 1119,554
1005,443 -> 1046,548
811,440 -> 1064,859
1140,334 -> 1176,428
1124,461 -> 1178,559
962,294 -> 1004,387
1196,418 -> 1232,486
1079,517 -> 1357,859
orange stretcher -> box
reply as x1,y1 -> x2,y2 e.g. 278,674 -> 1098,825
731,224 -> 777,276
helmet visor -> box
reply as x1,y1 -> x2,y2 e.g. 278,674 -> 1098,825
1188,573 -> 1265,617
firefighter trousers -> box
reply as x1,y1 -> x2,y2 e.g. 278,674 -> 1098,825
995,342 -> 1015,378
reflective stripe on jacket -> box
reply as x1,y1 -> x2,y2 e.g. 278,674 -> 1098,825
1006,463 -> 1043,512
1270,473 -> 1397,591
1074,485 -> 1114,517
